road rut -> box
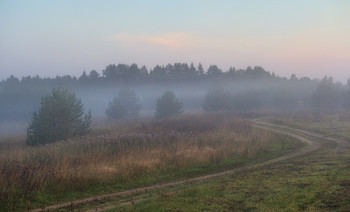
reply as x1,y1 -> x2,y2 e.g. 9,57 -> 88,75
31,121 -> 333,212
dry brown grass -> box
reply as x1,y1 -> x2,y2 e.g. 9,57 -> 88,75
0,113 -> 273,210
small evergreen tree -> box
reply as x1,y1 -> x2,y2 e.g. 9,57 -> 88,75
155,91 -> 183,118
26,88 -> 91,146
105,89 -> 141,119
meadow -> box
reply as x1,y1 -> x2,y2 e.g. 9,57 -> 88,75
0,113 -> 302,211
117,146 -> 350,211
114,112 -> 350,211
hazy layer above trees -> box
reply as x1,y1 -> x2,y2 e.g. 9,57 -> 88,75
0,62 -> 349,135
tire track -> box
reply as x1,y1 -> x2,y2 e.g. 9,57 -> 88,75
254,120 -> 349,150
29,122 -> 323,212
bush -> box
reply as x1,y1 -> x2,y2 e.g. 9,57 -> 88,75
26,88 -> 91,146
105,89 -> 141,119
155,91 -> 183,118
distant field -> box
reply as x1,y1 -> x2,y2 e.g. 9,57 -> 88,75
265,111 -> 350,140
0,113 -> 302,211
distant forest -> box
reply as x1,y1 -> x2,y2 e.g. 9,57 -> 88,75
2,63 -> 293,86
0,63 -> 315,91
1,63 -> 350,122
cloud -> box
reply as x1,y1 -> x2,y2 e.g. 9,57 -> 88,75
111,32 -> 196,49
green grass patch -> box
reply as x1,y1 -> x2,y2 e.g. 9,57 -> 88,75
117,148 -> 350,211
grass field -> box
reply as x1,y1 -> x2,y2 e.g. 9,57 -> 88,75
112,112 -> 350,211
117,147 -> 350,211
0,113 -> 303,211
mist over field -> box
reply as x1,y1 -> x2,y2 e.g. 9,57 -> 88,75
0,62 -> 347,136
1,1 -> 350,211
1,1 -> 349,136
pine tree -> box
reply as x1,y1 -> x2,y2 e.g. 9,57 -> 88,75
26,88 -> 91,146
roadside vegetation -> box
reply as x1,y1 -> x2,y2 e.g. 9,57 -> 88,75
0,113 -> 301,211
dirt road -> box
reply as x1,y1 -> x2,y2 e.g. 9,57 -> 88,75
254,120 -> 349,150
31,121 -> 345,212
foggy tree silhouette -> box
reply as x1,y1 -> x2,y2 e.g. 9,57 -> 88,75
102,64 -> 119,80
155,91 -> 183,118
203,85 -> 231,111
197,63 -> 205,75
311,76 -> 341,110
207,65 -> 222,78
344,80 -> 350,109
79,71 -> 89,83
105,89 -> 141,119
89,70 -> 100,80
2,62 -> 350,123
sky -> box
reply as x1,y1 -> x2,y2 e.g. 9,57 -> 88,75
1,0 -> 350,82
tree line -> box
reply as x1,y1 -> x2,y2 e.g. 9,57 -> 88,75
1,62 -> 350,123
1,62 -> 349,146
0,63 -> 300,120
0,63 -> 303,88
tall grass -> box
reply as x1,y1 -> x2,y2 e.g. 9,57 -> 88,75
0,113 -> 273,210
